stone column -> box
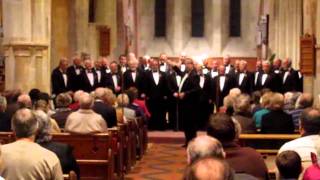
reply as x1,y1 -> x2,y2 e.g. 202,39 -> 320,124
73,0 -> 89,54
312,1 -> 320,98
2,0 -> 51,93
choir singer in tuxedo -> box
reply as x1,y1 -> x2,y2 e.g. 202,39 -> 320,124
51,58 -> 70,97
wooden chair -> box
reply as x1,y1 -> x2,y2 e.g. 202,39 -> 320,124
238,134 -> 301,155
0,132 -> 15,144
63,171 -> 77,180
52,133 -> 114,180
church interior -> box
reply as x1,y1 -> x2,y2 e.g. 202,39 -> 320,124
0,0 -> 320,179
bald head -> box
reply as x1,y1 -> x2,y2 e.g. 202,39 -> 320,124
17,94 -> 32,108
300,108 -> 320,135
183,157 -> 234,180
187,135 -> 225,164
79,93 -> 94,109
12,108 -> 38,139
297,93 -> 313,109
95,88 -> 106,100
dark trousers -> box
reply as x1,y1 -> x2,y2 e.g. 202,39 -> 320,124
179,102 -> 197,145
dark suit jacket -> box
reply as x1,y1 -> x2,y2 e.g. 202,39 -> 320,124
235,72 -> 253,94
92,101 -> 117,128
51,67 -> 69,95
260,110 -> 294,134
257,72 -> 281,92
123,69 -> 145,93
142,70 -> 169,100
50,108 -> 73,128
105,73 -> 122,94
0,112 -> 11,131
281,68 -> 300,93
94,68 -> 107,88
67,65 -> 84,92
211,75 -> 236,107
79,69 -> 99,92
39,141 -> 80,179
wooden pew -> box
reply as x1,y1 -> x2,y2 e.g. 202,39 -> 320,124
238,134 -> 301,155
108,127 -> 124,179
52,133 -> 114,180
63,171 -> 77,180
119,122 -> 134,173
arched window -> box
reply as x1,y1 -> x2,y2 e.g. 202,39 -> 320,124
229,0 -> 241,37
155,0 -> 166,37
191,0 -> 204,37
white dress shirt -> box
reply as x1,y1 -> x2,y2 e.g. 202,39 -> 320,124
160,63 -> 167,72
176,75 -> 181,87
179,74 -> 189,92
62,74 -> 68,87
239,73 -> 245,86
131,71 -> 137,82
75,66 -> 81,75
254,72 -> 259,85
261,74 -> 268,86
225,65 -> 231,74
199,76 -> 205,88
96,70 -> 101,83
283,71 -> 289,84
219,76 -> 226,91
112,74 -> 118,87
86,71 -> 94,86
152,72 -> 160,85
180,64 -> 186,72
211,70 -> 218,79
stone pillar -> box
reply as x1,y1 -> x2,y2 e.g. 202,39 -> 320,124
2,0 -> 51,93
73,0 -> 89,54
312,0 -> 320,98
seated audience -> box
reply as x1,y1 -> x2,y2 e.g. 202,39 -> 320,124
3,89 -> 21,120
232,94 -> 256,133
34,100 -> 61,133
261,93 -> 294,134
279,108 -> 320,168
116,93 -> 130,123
250,90 -> 262,114
92,88 -> 117,128
51,93 -> 73,128
289,93 -> 314,129
183,157 -> 234,180
68,90 -> 84,111
0,96 -> 11,131
125,88 -> 146,119
28,88 -> 41,107
276,150 -> 302,180
17,93 -> 32,109
303,157 -> 320,180
0,108 -> 63,179
65,92 -> 108,134
253,92 -> 272,129
207,113 -> 268,179
283,92 -> 301,111
220,95 -> 235,116
34,110 -> 80,179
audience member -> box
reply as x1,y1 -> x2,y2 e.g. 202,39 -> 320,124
0,108 -> 63,179
116,93 -> 129,123
92,88 -> 117,128
207,113 -> 268,179
0,96 -> 10,131
261,93 -> 294,134
51,93 -> 73,128
28,88 -> 41,107
232,94 -> 256,133
17,93 -> 32,109
125,87 -> 146,119
183,157 -> 234,180
289,93 -> 314,129
276,150 -> 302,180
65,92 -> 108,134
3,89 -> 21,120
69,90 -> 84,111
34,100 -> 61,133
34,110 -> 80,179
253,92 -> 272,129
250,91 -> 262,114
279,108 -> 320,168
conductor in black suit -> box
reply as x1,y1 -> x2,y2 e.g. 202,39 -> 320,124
281,58 -> 300,93
51,58 -> 70,97
235,60 -> 254,94
79,59 -> 98,92
142,59 -> 169,130
211,65 -> 236,108
167,58 -> 200,146
257,61 -> 281,92
105,61 -> 122,95
66,56 -> 84,92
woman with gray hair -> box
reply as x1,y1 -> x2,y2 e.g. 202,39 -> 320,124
232,94 -> 256,133
34,110 -> 80,178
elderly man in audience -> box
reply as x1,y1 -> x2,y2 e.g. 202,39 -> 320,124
276,150 -> 302,180
260,93 -> 294,134
232,94 -> 256,133
17,93 -> 32,109
92,88 -> 117,128
51,93 -> 73,128
289,93 -> 314,129
0,96 -> 10,131
183,157 -> 235,180
279,108 -> 320,168
34,110 -> 80,178
207,113 -> 268,179
0,108 -> 63,179
65,92 -> 107,134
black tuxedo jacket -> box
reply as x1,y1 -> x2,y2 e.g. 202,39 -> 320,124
235,71 -> 254,94
51,67 -> 69,95
66,65 -> 84,91
211,75 -> 236,107
39,141 -> 80,179
281,69 -> 300,93
105,72 -> 122,94
92,101 -> 117,128
257,72 -> 281,92
261,110 -> 294,134
79,69 -> 98,92
123,69 -> 145,93
143,70 -> 169,100
94,68 -> 108,88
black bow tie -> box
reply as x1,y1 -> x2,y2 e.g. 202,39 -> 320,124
87,70 -> 92,73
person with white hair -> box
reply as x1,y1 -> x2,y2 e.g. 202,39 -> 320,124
138,55 -> 150,72
223,55 -> 235,75
123,55 -> 145,95
235,60 -> 254,94
65,92 -> 108,134
79,58 -> 98,92
51,57 -> 70,96
281,58 -> 300,93
257,60 -> 281,92
66,55 -> 84,92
